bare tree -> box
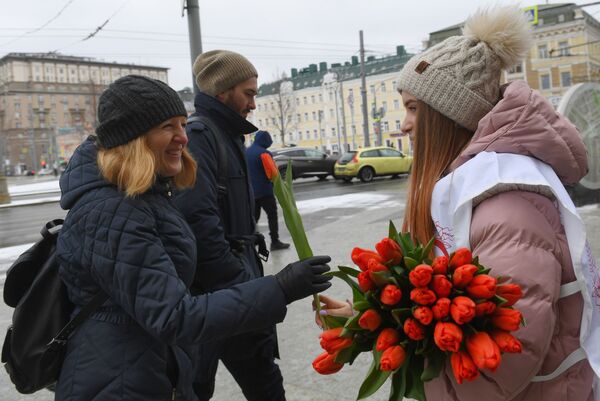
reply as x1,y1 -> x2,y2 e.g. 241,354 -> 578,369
263,79 -> 296,146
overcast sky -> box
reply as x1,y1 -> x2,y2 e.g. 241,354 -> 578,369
1,0 -> 599,91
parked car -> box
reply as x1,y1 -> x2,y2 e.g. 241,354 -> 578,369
334,146 -> 413,183
271,147 -> 339,180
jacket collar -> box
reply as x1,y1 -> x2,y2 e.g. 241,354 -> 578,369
193,92 -> 257,137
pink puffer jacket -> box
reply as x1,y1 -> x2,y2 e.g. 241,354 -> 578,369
425,81 -> 594,401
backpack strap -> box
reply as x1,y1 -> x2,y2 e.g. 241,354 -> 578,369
49,291 -> 109,347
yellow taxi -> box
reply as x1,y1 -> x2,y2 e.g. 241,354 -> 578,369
334,146 -> 413,183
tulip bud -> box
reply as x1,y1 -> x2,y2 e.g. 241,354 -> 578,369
466,332 -> 501,372
312,351 -> 344,375
466,274 -> 497,299
403,317 -> 426,340
409,264 -> 433,287
319,327 -> 353,354
375,238 -> 403,265
491,330 -> 522,353
381,284 -> 402,306
450,296 -> 476,325
431,274 -> 453,298
452,264 -> 478,288
260,153 -> 280,181
434,322 -> 463,352
491,308 -> 522,332
380,345 -> 406,371
410,287 -> 437,305
432,255 -> 449,275
358,309 -> 382,331
368,259 -> 390,286
358,271 -> 375,292
496,284 -> 523,307
451,351 -> 480,384
413,306 -> 433,326
352,247 -> 383,271
449,248 -> 472,270
475,301 -> 496,317
376,328 -> 400,352
432,298 -> 451,320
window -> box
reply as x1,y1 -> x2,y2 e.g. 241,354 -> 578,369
383,121 -> 389,131
351,125 -> 356,135
558,14 -> 565,23
296,98 -> 300,106
382,101 -> 388,112
392,80 -> 397,89
540,74 -> 551,90
558,41 -> 570,57
508,63 -> 524,74
381,82 -> 386,92
312,111 -> 316,120
329,109 -> 334,118
306,149 -> 323,158
361,150 -> 379,158
369,85 -> 375,94
298,131 -> 303,140
313,129 -> 318,139
394,99 -> 400,110
304,113 -> 309,121
331,128 -> 336,137
538,44 -> 549,59
311,95 -> 315,103
318,93 -> 323,102
561,71 -> 572,87
379,148 -> 401,157
296,113 -> 301,122
303,97 -> 307,105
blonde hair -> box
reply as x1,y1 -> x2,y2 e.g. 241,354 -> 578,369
97,136 -> 196,197
402,101 -> 473,247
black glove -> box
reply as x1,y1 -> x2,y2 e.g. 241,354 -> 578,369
274,255 -> 332,304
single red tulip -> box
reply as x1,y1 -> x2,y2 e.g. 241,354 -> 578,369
434,322 -> 463,352
312,351 -> 344,375
410,287 -> 437,305
319,327 -> 353,354
452,264 -> 478,288
375,238 -> 403,265
413,306 -> 433,326
368,259 -> 390,286
403,317 -> 426,340
432,255 -> 449,275
260,153 -> 279,181
466,274 -> 497,299
449,248 -> 472,270
351,247 -> 383,271
432,297 -> 451,320
491,330 -> 522,353
358,309 -> 382,332
381,284 -> 402,306
451,351 -> 480,384
475,301 -> 497,317
491,308 -> 522,332
496,284 -> 523,307
375,328 -> 400,352
431,274 -> 452,298
409,264 -> 433,287
380,345 -> 406,371
358,271 -> 375,292
466,332 -> 502,372
450,296 -> 476,325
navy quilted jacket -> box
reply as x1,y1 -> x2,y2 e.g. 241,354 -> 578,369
55,138 -> 287,401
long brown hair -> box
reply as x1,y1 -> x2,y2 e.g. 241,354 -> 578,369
402,101 -> 473,245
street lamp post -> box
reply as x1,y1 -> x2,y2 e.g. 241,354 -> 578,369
0,132 -> 10,204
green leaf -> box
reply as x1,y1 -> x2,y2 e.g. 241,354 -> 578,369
344,313 -> 363,330
335,344 -> 357,364
357,350 -> 391,400
370,270 -> 399,286
390,308 -> 412,324
353,300 -> 372,312
405,354 -> 427,401
338,265 -> 361,278
397,232 -> 413,256
328,271 -> 362,295
324,315 -> 349,329
388,220 -> 401,244
404,256 -> 419,269
391,265 -> 406,276
285,159 -> 293,188
422,236 -> 435,260
389,353 -> 410,401
421,350 -> 445,382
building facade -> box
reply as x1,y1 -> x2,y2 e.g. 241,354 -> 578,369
0,53 -> 169,175
251,47 -> 414,155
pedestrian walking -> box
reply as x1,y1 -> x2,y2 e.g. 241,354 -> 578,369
246,130 -> 290,251
318,5 -> 598,401
55,74 -> 332,401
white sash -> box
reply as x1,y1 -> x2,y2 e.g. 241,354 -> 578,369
430,152 -> 600,395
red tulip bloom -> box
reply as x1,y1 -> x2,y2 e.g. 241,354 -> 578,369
450,296 -> 476,325
380,345 -> 406,371
410,287 -> 437,305
413,306 -> 433,326
432,297 -> 451,320
466,274 -> 497,299
449,248 -> 472,270
434,322 -> 463,352
466,332 -> 502,372
496,284 -> 523,307
358,309 -> 382,332
432,255 -> 449,275
358,271 -> 375,292
452,264 -> 478,288
404,317 -> 426,340
451,351 -> 480,384
375,238 -> 403,265
312,351 -> 344,375
376,328 -> 400,352
319,327 -> 353,354
491,330 -> 522,353
475,301 -> 496,317
351,247 -> 383,271
381,284 -> 402,306
491,308 -> 522,332
409,264 -> 433,287
260,153 -> 279,181
431,274 -> 452,298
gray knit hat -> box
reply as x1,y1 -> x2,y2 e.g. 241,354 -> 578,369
193,50 -> 258,96
96,75 -> 187,148
397,6 -> 532,132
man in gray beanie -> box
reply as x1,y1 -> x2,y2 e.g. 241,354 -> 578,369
174,50 -> 288,401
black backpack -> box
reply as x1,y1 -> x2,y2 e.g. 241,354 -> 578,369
1,219 -> 108,394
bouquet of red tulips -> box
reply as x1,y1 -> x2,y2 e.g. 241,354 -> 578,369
312,222 -> 525,401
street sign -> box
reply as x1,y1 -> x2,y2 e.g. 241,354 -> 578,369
524,6 -> 538,25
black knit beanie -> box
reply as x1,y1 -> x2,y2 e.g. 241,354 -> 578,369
96,75 -> 188,148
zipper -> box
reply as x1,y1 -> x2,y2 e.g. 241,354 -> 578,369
171,388 -> 176,401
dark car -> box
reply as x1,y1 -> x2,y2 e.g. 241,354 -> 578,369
271,147 -> 339,180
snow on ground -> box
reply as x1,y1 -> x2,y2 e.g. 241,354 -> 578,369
0,196 -> 61,209
8,179 -> 60,195
296,193 -> 397,214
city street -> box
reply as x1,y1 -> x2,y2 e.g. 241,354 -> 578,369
0,176 -> 599,400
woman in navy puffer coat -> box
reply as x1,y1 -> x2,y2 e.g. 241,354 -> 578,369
55,75 -> 331,401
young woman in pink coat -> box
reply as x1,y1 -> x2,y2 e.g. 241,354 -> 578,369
319,5 -> 598,400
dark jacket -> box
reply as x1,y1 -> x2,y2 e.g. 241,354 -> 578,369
55,137 -> 287,401
246,130 -> 274,199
